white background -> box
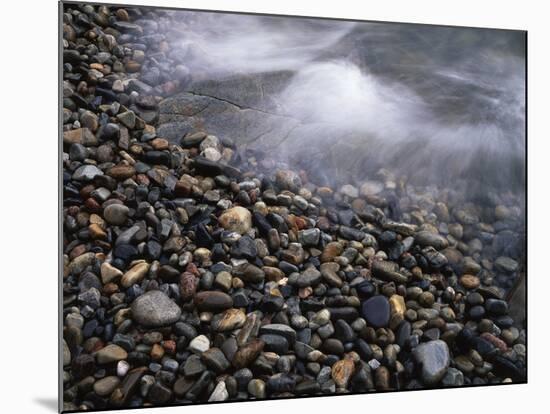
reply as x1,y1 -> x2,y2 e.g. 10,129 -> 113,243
0,0 -> 547,413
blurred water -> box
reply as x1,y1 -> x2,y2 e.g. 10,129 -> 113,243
168,10 -> 526,194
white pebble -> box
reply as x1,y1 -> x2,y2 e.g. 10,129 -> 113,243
189,334 -> 210,354
117,360 -> 130,377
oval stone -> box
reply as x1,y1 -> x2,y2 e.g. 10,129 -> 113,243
361,295 -> 390,328
194,291 -> 233,312
131,290 -> 181,327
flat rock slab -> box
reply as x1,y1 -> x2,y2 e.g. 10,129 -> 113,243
156,73 -> 368,185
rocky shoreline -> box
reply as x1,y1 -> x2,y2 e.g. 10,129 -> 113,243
62,3 -> 526,412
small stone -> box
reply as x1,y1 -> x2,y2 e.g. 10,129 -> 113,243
179,272 -> 198,301
441,367 -> 464,386
412,340 -> 450,385
104,204 -> 129,225
69,252 -> 95,275
375,366 -> 391,390
131,290 -> 181,327
295,267 -> 322,287
415,231 -> 449,250
460,274 -> 480,289
214,271 -> 233,291
201,347 -> 231,372
331,358 -> 355,388
107,164 -> 136,180
96,344 -> 128,364
361,295 -> 390,328
248,379 -> 266,398
183,354 -> 206,377
298,228 -> 321,246
341,184 -> 359,198
260,334 -> 289,354
63,128 -> 98,146
181,131 -> 206,147
388,294 -> 406,318
259,324 -> 297,344
275,169 -> 302,191
266,373 -> 296,393
495,256 -> 519,273
282,243 -> 305,265
211,309 -> 246,332
208,381 -> 229,402
194,291 -> 233,312
89,223 -> 106,239
232,339 -> 264,368
321,242 -> 344,262
73,165 -> 103,181
63,340 -> 71,366
311,309 -> 331,326
78,288 -> 101,309
320,262 -> 342,287
418,291 -> 435,307
148,381 -> 172,404
233,263 -> 265,283
485,299 -> 509,316
117,360 -> 130,377
218,207 -> 252,234
116,110 -> 136,129
203,147 -> 222,161
189,335 -> 210,354
454,355 -> 475,373
93,376 -> 120,397
372,260 -> 408,283
121,262 -> 149,288
101,262 -> 122,284
80,111 -> 99,131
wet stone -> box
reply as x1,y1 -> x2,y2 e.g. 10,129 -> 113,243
361,295 -> 390,328
267,374 -> 296,393
201,347 -> 231,373
93,376 -> 120,397
415,231 -> 449,250
194,291 -> 233,312
218,206 -> 252,234
96,344 -> 128,364
293,267 -> 322,287
485,299 -> 509,316
260,334 -> 289,354
148,381 -> 173,404
413,340 -> 450,385
298,228 -> 321,246
189,335 -> 210,354
131,290 -> 181,327
211,308 -> 246,332
183,354 -> 206,377
259,324 -> 297,344
232,339 -> 264,369
372,260 -> 408,283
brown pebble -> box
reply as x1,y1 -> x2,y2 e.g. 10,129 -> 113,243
151,343 -> 165,360
194,291 -> 233,312
331,358 -> 355,388
232,339 -> 264,369
375,366 -> 391,390
107,164 -> 136,180
460,274 -> 480,289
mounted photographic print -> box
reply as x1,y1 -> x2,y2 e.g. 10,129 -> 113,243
60,1 -> 527,412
